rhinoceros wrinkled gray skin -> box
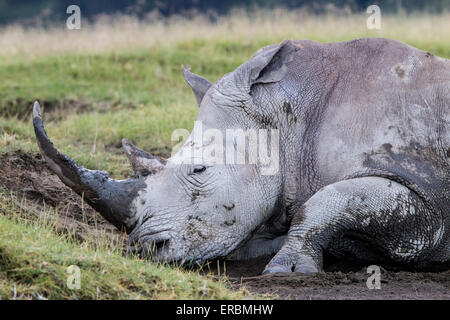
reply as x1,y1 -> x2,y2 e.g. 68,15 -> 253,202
33,38 -> 449,273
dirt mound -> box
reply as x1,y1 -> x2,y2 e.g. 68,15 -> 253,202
0,99 -> 137,121
0,99 -> 91,120
1,150 -> 448,299
0,150 -> 121,243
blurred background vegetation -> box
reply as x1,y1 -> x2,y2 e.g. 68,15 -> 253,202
0,0 -> 449,26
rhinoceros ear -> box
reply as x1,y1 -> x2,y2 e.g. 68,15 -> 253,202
225,40 -> 299,97
182,67 -> 212,107
248,40 -> 299,86
122,139 -> 166,178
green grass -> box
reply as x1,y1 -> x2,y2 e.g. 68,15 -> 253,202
0,39 -> 262,299
0,11 -> 449,299
0,42 -> 258,176
1,13 -> 449,176
0,191 -> 251,299
2,37 -> 449,177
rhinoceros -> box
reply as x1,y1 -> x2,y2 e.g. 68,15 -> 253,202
33,38 -> 449,273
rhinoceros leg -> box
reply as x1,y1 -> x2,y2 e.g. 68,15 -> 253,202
263,176 -> 445,274
227,235 -> 287,260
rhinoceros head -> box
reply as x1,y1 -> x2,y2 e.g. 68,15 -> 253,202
33,40 -> 299,264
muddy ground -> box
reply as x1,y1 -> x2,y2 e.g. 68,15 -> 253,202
0,151 -> 449,299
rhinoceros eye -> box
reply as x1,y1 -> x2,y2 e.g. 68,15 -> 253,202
192,165 -> 206,174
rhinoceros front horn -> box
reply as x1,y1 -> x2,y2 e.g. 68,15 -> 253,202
32,101 -> 146,233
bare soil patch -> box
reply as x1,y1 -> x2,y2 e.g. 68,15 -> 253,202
0,99 -> 136,120
0,150 -> 448,299
208,256 -> 450,299
0,150 -> 122,244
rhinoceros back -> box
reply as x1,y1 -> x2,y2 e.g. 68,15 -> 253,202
275,38 -> 449,225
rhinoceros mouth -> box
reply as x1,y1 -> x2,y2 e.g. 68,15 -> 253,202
130,237 -> 172,258
129,227 -> 173,258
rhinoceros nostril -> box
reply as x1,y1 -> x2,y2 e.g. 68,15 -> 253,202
153,239 -> 170,253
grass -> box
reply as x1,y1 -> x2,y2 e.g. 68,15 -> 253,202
0,190 -> 251,299
1,11 -> 449,177
0,9 -> 449,299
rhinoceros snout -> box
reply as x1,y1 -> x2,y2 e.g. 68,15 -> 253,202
128,224 -> 174,257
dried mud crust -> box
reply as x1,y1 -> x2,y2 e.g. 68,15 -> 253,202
0,150 -> 121,243
1,150 -> 449,299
